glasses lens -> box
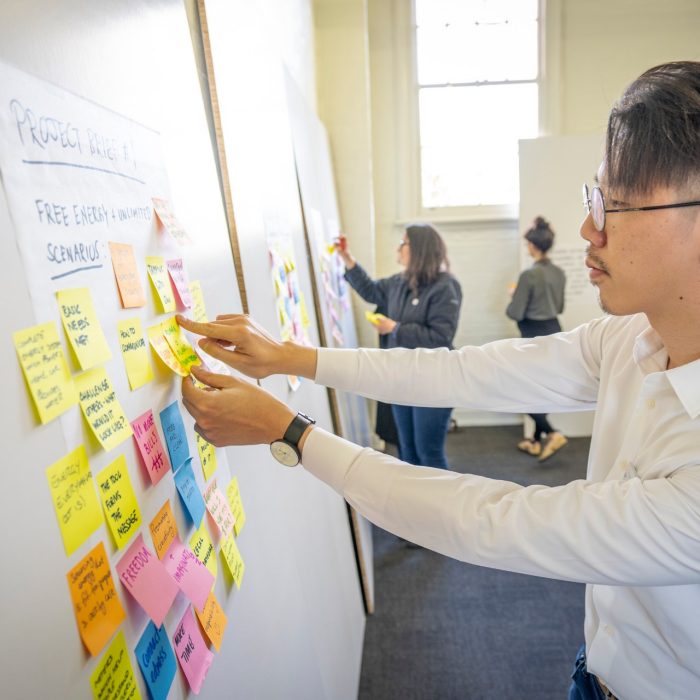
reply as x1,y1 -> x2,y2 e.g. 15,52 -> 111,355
582,184 -> 591,212
592,187 -> 605,231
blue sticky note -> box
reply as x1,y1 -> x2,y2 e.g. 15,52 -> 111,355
135,621 -> 176,700
159,401 -> 190,471
174,458 -> 206,528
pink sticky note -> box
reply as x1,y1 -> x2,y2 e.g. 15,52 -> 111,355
131,409 -> 171,485
163,537 -> 215,612
166,259 -> 193,309
203,481 -> 236,539
116,533 -> 178,626
173,607 -> 214,694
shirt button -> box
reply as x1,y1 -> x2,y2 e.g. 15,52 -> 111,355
647,398 -> 656,409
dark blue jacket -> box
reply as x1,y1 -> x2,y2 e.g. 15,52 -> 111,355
344,263 -> 462,349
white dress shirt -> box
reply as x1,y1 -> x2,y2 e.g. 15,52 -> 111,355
302,313 -> 700,700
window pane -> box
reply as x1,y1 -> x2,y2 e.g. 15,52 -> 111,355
419,83 -> 538,207
416,0 -> 538,29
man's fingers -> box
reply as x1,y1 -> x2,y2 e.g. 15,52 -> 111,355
176,315 -> 242,343
197,338 -> 244,366
190,364 -> 240,390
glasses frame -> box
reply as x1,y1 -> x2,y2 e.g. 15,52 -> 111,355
398,238 -> 409,248
582,183 -> 700,232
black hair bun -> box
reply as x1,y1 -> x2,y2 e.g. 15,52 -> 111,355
533,216 -> 549,228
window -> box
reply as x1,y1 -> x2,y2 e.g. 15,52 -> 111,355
415,0 -> 540,209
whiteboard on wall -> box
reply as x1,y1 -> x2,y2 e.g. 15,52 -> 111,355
0,2 -> 364,699
519,134 -> 605,437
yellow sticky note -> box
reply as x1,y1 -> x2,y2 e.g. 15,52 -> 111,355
226,477 -> 247,536
161,317 -> 201,371
195,591 -> 228,652
96,455 -> 142,549
150,500 -> 179,560
189,281 -> 208,323
189,521 -> 218,583
90,631 -> 142,700
299,293 -> 311,329
46,445 -> 103,555
220,533 -> 245,589
75,368 -> 133,451
56,288 -> 112,370
196,434 -> 218,482
13,322 -> 77,423
147,324 -> 188,376
117,317 -> 153,390
145,256 -> 176,313
364,310 -> 386,326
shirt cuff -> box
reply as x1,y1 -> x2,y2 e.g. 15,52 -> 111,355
301,427 -> 364,494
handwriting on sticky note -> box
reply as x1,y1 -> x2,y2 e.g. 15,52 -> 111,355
173,608 -> 213,694
195,591 -> 227,652
90,631 -> 143,700
163,538 -> 215,611
56,287 -> 112,369
116,533 -> 178,627
189,522 -> 217,582
66,541 -> 125,656
135,622 -> 177,700
75,367 -> 132,451
97,455 -> 142,550
220,533 -> 245,589
117,318 -> 153,390
147,324 -> 188,376
196,434 -> 217,481
159,401 -> 190,471
150,500 -> 178,560
13,321 -> 77,423
166,259 -> 193,308
108,242 -> 146,308
145,256 -> 176,313
226,477 -> 247,536
152,197 -> 192,245
131,409 -> 170,485
204,480 -> 235,539
188,281 -> 208,323
46,445 -> 103,555
174,459 -> 206,528
161,317 -> 200,371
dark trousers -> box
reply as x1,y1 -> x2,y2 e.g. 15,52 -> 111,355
517,317 -> 562,442
568,646 -> 606,700
391,404 -> 452,469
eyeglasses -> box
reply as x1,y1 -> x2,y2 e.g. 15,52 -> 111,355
398,239 -> 409,248
582,183 -> 700,232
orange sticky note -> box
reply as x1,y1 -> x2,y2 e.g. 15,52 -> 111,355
67,541 -> 126,656
150,500 -> 179,560
147,324 -> 188,376
195,591 -> 228,652
152,197 -> 192,245
145,256 -> 176,313
108,242 -> 146,308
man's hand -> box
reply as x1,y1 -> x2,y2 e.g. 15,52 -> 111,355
177,314 -> 317,380
181,366 -> 295,447
375,316 -> 397,336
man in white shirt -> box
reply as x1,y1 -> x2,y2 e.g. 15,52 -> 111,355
178,61 -> 700,700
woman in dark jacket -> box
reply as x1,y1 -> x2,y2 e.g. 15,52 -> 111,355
337,223 -> 462,468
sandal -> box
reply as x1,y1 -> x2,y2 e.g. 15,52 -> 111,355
517,439 -> 542,456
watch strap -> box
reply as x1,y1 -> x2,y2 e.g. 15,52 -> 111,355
283,412 -> 316,449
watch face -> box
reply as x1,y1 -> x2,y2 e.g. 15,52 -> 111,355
270,440 -> 300,467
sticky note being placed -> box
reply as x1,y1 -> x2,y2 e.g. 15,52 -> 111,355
56,287 -> 112,369
161,317 -> 200,372
117,318 -> 153,390
145,256 -> 176,313
131,409 -> 170,485
66,541 -> 125,656
160,401 -> 190,471
96,455 -> 142,550
196,434 -> 217,482
135,622 -> 176,700
174,458 -> 206,528
108,242 -> 146,308
189,521 -> 217,582
152,197 -> 193,246
147,324 -> 187,376
13,322 -> 77,423
204,481 -> 235,539
90,631 -> 143,700
163,537 -> 215,611
189,281 -> 208,323
75,367 -> 133,451
166,259 -> 193,309
150,500 -> 179,560
220,533 -> 245,589
173,607 -> 214,694
364,310 -> 386,326
226,477 -> 247,536
116,533 -> 178,627
195,591 -> 228,652
46,445 -> 103,555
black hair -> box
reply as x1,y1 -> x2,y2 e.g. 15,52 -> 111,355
524,216 -> 555,254
606,61 -> 700,197
404,223 -> 449,291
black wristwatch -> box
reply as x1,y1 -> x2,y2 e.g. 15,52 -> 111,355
269,412 -> 316,467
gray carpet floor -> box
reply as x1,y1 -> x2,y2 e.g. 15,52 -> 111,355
358,424 -> 590,700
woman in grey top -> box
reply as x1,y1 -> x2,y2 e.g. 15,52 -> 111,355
506,216 -> 568,461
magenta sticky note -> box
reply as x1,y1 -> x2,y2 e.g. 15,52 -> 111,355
116,533 -> 178,626
131,409 -> 171,485
163,537 -> 215,612
173,607 -> 214,695
166,259 -> 193,309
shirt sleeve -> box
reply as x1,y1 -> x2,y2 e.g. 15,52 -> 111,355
344,263 -> 388,306
302,427 -> 700,586
505,270 -> 532,321
315,317 -> 607,414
